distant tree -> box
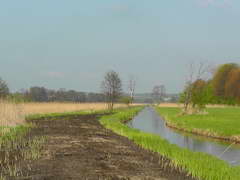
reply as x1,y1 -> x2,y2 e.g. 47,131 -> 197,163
48,89 -> 87,102
202,80 -> 218,104
76,92 -> 87,102
46,89 -> 57,102
128,75 -> 136,104
55,88 -> 67,102
182,62 -> 210,114
191,79 -> 208,111
0,78 -> 9,99
144,98 -> 154,104
7,92 -> 30,103
120,96 -> 132,107
212,63 -> 238,97
19,87 -> 107,103
101,70 -> 122,110
224,68 -> 240,104
29,87 -> 48,102
151,85 -> 166,105
169,95 -> 179,103
87,93 -> 105,102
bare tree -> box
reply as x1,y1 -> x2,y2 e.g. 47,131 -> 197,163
128,75 -> 136,104
182,62 -> 211,114
152,85 -> 166,105
101,70 -> 122,110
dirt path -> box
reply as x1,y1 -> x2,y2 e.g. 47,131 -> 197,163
17,114 -> 195,180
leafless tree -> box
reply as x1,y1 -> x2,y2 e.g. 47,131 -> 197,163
182,62 -> 211,114
101,70 -> 122,110
152,85 -> 166,105
128,75 -> 136,104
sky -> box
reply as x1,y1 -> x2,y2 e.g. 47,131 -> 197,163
1,0 -> 240,93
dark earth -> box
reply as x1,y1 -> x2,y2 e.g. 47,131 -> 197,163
13,114 -> 195,180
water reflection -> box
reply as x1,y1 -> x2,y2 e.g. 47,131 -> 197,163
128,107 -> 240,166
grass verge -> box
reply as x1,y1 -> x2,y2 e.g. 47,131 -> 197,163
100,106 -> 240,180
155,107 -> 240,142
25,106 -> 140,120
25,110 -> 103,120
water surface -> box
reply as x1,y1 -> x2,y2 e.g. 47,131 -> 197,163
128,107 -> 240,166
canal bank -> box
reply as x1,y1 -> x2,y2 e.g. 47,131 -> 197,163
128,107 -> 240,166
102,106 -> 240,180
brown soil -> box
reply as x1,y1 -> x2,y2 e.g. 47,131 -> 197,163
13,114 -> 195,180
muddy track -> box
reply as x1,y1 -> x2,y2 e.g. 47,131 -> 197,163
14,114 -> 195,180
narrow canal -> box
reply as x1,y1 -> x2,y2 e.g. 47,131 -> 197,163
128,107 -> 240,166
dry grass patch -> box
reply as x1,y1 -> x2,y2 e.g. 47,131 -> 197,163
158,103 -> 182,108
0,101 -> 25,127
0,102 -> 142,127
22,102 -> 130,115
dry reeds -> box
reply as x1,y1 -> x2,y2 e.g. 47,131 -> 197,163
21,102 -> 127,116
0,102 -> 139,127
158,103 -> 182,108
0,100 -> 25,127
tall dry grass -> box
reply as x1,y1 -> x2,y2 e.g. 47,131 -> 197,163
0,102 -> 136,127
158,103 -> 182,108
0,101 -> 25,127
22,102 -> 128,115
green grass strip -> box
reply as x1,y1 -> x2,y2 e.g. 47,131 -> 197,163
26,109 -> 108,120
25,106 -> 144,120
155,107 -> 240,139
100,107 -> 240,180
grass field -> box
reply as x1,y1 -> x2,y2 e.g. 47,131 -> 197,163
155,107 -> 240,142
100,106 -> 240,180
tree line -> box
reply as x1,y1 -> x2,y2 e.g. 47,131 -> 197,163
0,70 -> 136,108
181,63 -> 240,114
20,88 -> 106,103
0,84 -> 106,103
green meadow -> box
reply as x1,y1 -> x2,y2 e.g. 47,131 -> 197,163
155,107 -> 240,140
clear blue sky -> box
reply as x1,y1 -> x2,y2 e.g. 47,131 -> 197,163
1,0 -> 240,93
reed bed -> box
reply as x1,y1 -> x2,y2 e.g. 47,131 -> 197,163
22,102 -> 127,116
0,102 -> 137,127
0,101 -> 25,127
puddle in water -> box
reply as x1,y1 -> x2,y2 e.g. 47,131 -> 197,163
128,107 -> 240,166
